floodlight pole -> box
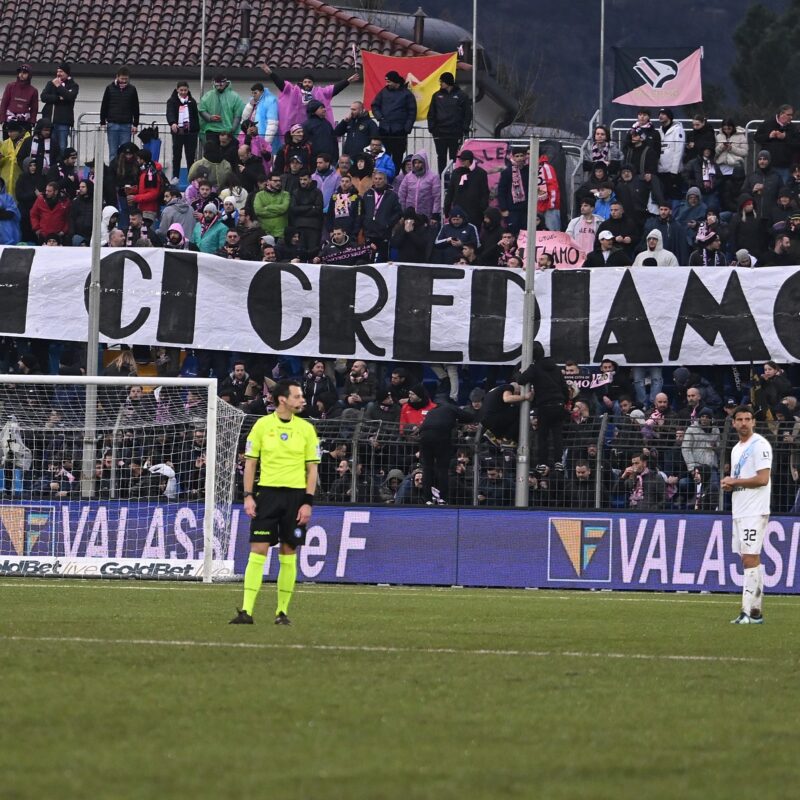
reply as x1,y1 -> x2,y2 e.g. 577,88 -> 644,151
471,0 -> 478,135
515,136 -> 539,507
80,128 -> 105,499
200,0 -> 207,98
598,0 -> 605,123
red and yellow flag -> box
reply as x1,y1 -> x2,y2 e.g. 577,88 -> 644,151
361,51 -> 459,121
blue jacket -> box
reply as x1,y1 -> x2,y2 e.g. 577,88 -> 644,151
0,179 -> 21,244
371,86 -> 417,136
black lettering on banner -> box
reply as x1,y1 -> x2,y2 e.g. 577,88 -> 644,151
550,269 -> 590,363
773,270 -> 800,358
157,251 -> 198,343
247,263 -> 312,350
0,248 -> 35,334
669,270 -> 768,362
593,270 -> 661,363
84,250 -> 151,338
318,265 -> 388,356
393,265 -> 464,362
468,268 -> 525,362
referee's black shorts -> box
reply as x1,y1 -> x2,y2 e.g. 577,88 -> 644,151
250,487 -> 308,547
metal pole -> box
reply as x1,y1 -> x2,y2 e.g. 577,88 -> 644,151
80,128 -> 105,499
598,0 -> 605,124
515,136 -> 539,507
471,0 -> 477,136
200,0 -> 207,98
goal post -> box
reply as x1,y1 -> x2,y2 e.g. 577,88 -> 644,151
0,374 -> 245,583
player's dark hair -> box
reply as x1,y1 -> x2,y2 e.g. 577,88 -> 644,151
275,379 -> 301,401
732,404 -> 755,419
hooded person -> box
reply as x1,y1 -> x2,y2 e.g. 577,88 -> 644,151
158,187 -> 196,241
393,154 -> 414,193
198,75 -> 245,143
674,185 -> 708,245
0,120 -> 31,198
187,139 -> 234,190
379,468 -> 406,503
68,177 -> 94,245
163,222 -> 187,250
100,204 -> 120,245
14,157 -> 43,240
517,341 -> 571,470
390,207 -> 433,264
632,227 -> 679,266
476,206 -> 504,264
397,152 -> 441,221
433,204 -> 480,263
729,192 -> 767,259
0,177 -> 21,244
302,99 -> 339,162
0,63 -> 38,132
742,149 -> 783,222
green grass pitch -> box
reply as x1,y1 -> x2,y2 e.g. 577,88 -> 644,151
1,580 -> 799,800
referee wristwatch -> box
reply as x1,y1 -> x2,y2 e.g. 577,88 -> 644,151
243,491 -> 254,498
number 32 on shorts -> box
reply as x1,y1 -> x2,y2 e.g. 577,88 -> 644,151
743,528 -> 757,543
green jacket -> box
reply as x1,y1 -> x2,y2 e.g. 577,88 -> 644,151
192,218 -> 228,253
198,86 -> 245,135
253,189 -> 290,238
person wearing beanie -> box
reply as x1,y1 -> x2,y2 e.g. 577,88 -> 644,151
754,103 -> 799,183
688,223 -> 726,266
742,148 -> 783,225
273,123 -> 314,174
15,118 -> 60,177
657,106 -> 685,202
100,67 -> 140,159
192,200 -> 227,253
427,70 -> 471,174
733,247 -> 756,267
40,64 -> 80,152
302,98 -> 339,162
444,148 -> 489,227
45,146 -> 80,199
399,382 -> 436,436
371,70 -> 417,174
0,64 -> 38,136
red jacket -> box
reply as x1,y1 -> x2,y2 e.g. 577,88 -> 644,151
131,161 -> 163,216
537,155 -> 560,213
399,399 -> 436,435
0,78 -> 38,124
30,194 -> 71,237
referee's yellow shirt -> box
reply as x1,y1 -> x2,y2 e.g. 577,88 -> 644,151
244,414 -> 321,489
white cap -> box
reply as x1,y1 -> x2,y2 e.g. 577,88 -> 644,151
598,230 -> 614,241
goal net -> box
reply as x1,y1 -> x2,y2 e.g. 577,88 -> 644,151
0,375 -> 246,582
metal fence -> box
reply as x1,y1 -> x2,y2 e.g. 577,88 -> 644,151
236,411 -> 800,513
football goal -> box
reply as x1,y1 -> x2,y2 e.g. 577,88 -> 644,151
0,375 -> 246,582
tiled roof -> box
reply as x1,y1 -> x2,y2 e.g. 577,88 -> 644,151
0,0 -> 437,72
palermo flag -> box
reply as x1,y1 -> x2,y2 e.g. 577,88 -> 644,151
361,51 -> 458,120
613,47 -> 703,106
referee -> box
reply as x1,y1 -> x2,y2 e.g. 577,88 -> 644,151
230,379 -> 320,626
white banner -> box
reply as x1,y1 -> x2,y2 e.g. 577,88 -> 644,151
1,246 -> 799,365
0,556 -> 235,580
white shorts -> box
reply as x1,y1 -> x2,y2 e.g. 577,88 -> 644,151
732,516 -> 769,556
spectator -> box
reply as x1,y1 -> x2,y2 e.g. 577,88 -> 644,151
39,63 -> 79,152
188,140 -> 234,190
538,152 -> 561,231
683,146 -> 721,212
303,100 -> 339,162
715,117 -> 748,180
687,226 -> 726,266
166,81 -> 200,183
108,141 -> 140,229
581,123 -> 622,175
363,137 -> 397,183
198,75 -> 244,147
497,147 -> 529,234
261,62 -> 356,136
125,207 -> 161,247
632,228 -> 678,267
390,208 -> 432,263
683,113 -> 716,164
681,407 -> 720,474
0,177 -> 21,244
444,149 -> 489,228
583,230 -> 632,267
302,360 -> 338,415
563,460 -> 596,509
623,126 -> 663,206
754,103 -> 799,184
29,180 -> 70,244
158,187 -> 196,242
433,206 -> 480,264
235,207 -> 265,260
163,222 -> 188,250
397,152 -> 440,222
126,148 -> 163,224
639,202 -> 689,263
335,100 -> 379,160
399,383 -> 436,437
311,153 -> 340,213
316,224 -> 375,265
219,361 -> 250,405
623,109 -> 660,151
596,200 -> 639,258
732,246 -> 757,268
192,203 -> 228,253
253,172 -> 290,239
760,233 -> 795,267
0,121 -> 29,197
657,107 -> 685,201
68,179 -> 93,246
216,228 -> 241,259
289,170 -> 324,255
365,386 -> 401,423
477,460 -> 513,507
342,360 -> 377,410
690,464 -> 719,511
273,124 -> 314,174
236,144 -> 265,193
16,119 -> 59,175
239,81 -> 279,159
566,197 -> 604,254
371,71 -> 417,173
100,67 -> 140,158
592,181 -> 615,220
395,468 -> 428,505
476,207 -> 504,264
673,367 -> 722,414
418,401 -> 475,503
99,205 -> 119,245
742,150 -> 782,228
755,361 -> 793,413
379,469 -> 406,504
327,173 -> 362,235
362,170 -> 402,261
427,71 -> 471,174
15,158 -> 41,241
0,63 -> 38,134
46,147 -> 80,199
675,186 -> 708,247
614,163 -> 650,227
220,197 -> 239,229
618,451 -> 665,510
575,161 -> 612,208
481,381 -> 529,445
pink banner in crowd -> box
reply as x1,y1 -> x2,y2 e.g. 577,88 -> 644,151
518,230 -> 586,268
460,139 -> 512,207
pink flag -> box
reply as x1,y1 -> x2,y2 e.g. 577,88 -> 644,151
613,48 -> 703,106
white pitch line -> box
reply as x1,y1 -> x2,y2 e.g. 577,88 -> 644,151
1,580 -> 799,606
0,634 -> 762,664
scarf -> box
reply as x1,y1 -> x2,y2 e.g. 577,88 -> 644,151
200,213 -> 218,236
591,142 -> 610,164
30,137 -> 52,169
629,468 -> 650,506
178,97 -> 190,129
510,165 -> 526,205
701,158 -> 717,190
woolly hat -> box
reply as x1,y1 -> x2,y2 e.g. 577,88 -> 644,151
290,123 -> 304,135
203,202 -> 218,213
735,248 -> 751,262
16,63 -> 31,74
757,149 -> 771,163
58,63 -> 72,76
439,71 -> 455,86
698,407 -> 713,418
673,367 -> 691,385
469,387 -> 485,403
686,186 -> 702,199
409,383 -> 428,401
385,70 -> 404,85
658,107 -> 674,121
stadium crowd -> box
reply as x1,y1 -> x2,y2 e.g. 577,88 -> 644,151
2,63 -> 800,511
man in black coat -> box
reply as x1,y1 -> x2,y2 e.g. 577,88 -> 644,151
303,99 -> 339,162
361,170 -> 402,260
427,72 -> 471,174
165,81 -> 199,182
419,402 -> 476,503
753,104 -> 800,184
334,101 -> 378,159
39,63 -> 79,152
583,230 -> 633,267
444,149 -> 490,228
370,71 -> 417,173
289,171 -> 324,256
